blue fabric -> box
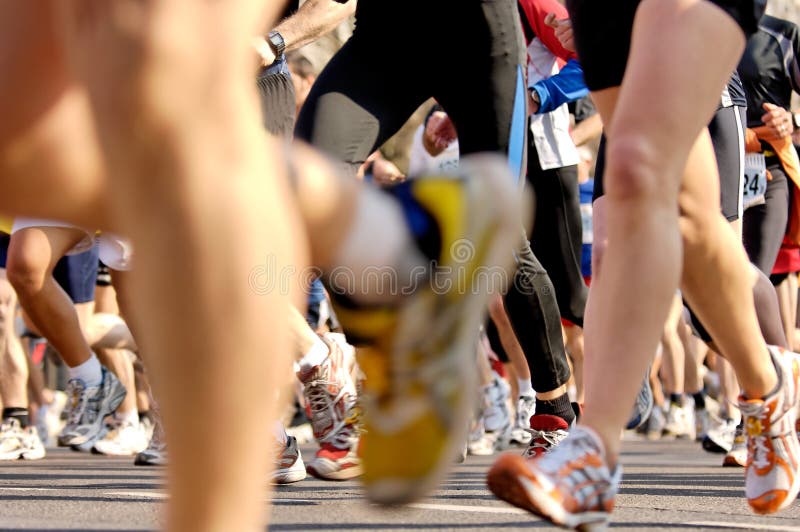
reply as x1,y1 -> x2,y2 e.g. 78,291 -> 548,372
508,65 -> 528,187
579,178 -> 594,278
532,59 -> 589,115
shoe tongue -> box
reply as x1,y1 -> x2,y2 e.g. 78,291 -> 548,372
529,414 -> 569,431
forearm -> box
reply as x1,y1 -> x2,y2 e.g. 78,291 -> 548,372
531,59 -> 588,114
272,0 -> 355,52
571,112 -> 603,147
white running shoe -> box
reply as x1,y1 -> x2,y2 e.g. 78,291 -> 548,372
488,426 -> 620,530
663,400 -> 695,440
135,405 -> 167,466
723,423 -> 747,467
510,394 -> 536,445
93,418 -> 148,456
58,367 -> 127,447
481,372 -> 512,451
739,346 -> 800,514
0,418 -> 45,461
703,418 -> 737,454
273,436 -> 307,484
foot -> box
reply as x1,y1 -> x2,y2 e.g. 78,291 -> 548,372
487,426 -> 619,530
273,436 -> 307,485
329,156 -> 522,504
0,418 -> 46,461
739,346 -> 800,514
663,400 -> 695,440
92,418 -> 148,456
134,407 -> 167,466
626,369 -> 653,430
58,367 -> 127,447
306,441 -> 363,480
722,423 -> 747,467
510,394 -> 536,445
522,414 -> 569,459
703,418 -> 737,454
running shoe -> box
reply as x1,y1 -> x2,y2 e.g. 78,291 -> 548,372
739,346 -> 800,514
625,369 -> 653,430
645,406 -> 666,441
273,435 -> 307,485
71,425 -> 109,453
487,426 -> 620,530
329,156 -> 521,504
511,394 -> 536,445
481,373 -> 513,451
0,418 -> 46,460
522,414 -> 569,459
695,407 -> 710,442
135,402 -> 167,466
703,418 -> 737,454
93,418 -> 148,456
58,367 -> 127,447
723,422 -> 747,467
663,400 -> 695,440
299,332 -> 363,480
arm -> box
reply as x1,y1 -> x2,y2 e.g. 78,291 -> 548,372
254,0 -> 355,65
273,0 -> 356,52
530,59 -> 589,114
570,112 -> 603,147
518,0 -> 575,61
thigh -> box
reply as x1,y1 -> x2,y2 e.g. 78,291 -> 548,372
708,106 -> 746,222
0,2 -> 107,226
435,0 -> 527,184
295,37 -> 428,175
743,166 -> 790,275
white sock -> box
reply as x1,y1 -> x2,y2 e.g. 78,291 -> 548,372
518,378 -> 534,397
298,336 -> 329,373
117,409 -> 139,428
330,187 -> 426,304
68,354 -> 102,387
274,421 -> 288,447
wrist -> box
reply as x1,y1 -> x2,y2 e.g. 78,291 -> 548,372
267,30 -> 286,58
529,87 -> 541,113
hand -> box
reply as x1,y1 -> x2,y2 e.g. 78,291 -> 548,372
252,37 -> 276,68
760,102 -> 793,140
371,158 -> 406,185
545,13 -> 576,52
528,89 -> 540,115
424,112 -> 457,156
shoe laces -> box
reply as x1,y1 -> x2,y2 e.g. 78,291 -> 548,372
65,379 -> 89,427
523,426 -> 568,458
305,367 -> 357,444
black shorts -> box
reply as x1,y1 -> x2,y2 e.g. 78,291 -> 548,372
593,105 -> 745,222
567,0 -> 765,91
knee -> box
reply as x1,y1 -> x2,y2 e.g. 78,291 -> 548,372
604,135 -> 666,204
6,244 -> 50,297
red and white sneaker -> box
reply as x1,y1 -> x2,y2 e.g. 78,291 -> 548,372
522,414 -> 569,459
739,346 -> 800,514
487,426 -> 619,530
299,332 -> 362,480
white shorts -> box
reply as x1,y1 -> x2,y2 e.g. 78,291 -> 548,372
11,218 -> 134,271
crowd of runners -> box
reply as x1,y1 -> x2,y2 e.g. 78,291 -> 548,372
1,0 -> 800,530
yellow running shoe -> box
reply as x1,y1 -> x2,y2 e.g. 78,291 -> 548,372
330,155 -> 522,505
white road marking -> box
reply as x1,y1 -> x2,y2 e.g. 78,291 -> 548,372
105,491 -> 168,499
687,521 -> 800,531
408,502 -> 526,515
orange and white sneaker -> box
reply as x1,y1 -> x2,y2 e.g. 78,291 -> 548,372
487,426 -> 620,530
739,346 -> 800,515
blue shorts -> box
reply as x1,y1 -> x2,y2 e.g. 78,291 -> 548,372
0,235 -> 99,304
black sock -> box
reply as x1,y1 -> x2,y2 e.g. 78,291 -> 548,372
2,407 -> 30,428
536,393 -> 575,426
669,393 -> 683,406
692,391 -> 706,410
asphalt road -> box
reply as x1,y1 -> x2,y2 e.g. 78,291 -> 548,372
1,436 -> 799,531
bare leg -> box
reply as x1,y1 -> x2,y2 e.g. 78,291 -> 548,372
55,3 -> 304,530
775,273 -> 798,350
563,324 -> 585,404
0,271 -> 28,412
582,0 -> 750,460
7,227 -> 93,368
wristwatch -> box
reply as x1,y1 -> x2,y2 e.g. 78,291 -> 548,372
530,88 -> 541,106
267,30 -> 286,58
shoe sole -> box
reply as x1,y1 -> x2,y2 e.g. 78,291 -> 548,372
273,464 -> 308,485
487,453 -> 610,531
365,159 -> 524,505
307,460 -> 363,481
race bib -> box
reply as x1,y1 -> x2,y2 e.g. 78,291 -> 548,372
743,153 -> 767,210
